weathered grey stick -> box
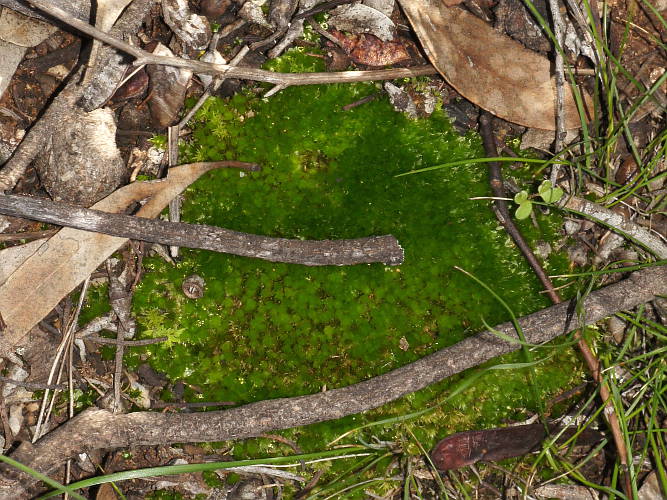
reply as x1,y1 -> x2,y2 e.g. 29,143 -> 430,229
0,194 -> 404,266
1,265 -> 664,499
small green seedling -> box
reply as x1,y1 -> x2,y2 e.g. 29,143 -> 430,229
538,180 -> 565,203
514,180 -> 564,220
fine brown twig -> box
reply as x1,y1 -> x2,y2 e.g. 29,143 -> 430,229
479,112 -> 631,497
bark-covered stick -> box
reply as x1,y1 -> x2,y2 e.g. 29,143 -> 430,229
0,194 -> 404,266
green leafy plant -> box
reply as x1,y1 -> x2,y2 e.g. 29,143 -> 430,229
514,180 -> 565,220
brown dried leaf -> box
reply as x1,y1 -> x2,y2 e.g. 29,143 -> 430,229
396,0 -> 591,129
431,424 -> 547,470
147,43 -> 193,127
0,162 -> 223,358
431,422 -> 604,470
330,30 -> 412,67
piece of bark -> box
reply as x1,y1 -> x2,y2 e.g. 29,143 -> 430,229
0,266 -> 664,499
34,107 -> 126,205
162,0 -> 211,52
0,194 -> 405,266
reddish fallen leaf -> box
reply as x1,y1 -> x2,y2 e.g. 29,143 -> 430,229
431,423 -> 604,470
112,67 -> 149,102
329,29 -> 413,67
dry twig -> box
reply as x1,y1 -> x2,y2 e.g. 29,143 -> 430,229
23,0 -> 436,90
0,194 -> 405,266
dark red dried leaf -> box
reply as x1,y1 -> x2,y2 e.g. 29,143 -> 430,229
329,30 -> 412,67
431,423 -> 604,470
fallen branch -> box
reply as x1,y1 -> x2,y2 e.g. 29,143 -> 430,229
1,265 -> 664,498
0,194 -> 404,266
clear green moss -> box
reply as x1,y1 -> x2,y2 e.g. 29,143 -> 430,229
123,49 -> 583,487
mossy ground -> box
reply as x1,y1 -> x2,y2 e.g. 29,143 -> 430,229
82,50 -> 585,493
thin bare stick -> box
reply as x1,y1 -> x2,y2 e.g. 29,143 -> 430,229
0,376 -> 65,391
24,0 -> 436,87
548,0 -> 567,170
32,278 -> 90,443
562,196 -> 667,258
85,335 -> 167,346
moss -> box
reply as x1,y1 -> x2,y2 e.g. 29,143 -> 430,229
78,282 -> 111,325
124,49 -> 583,486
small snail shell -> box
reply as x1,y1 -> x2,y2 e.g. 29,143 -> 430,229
182,274 -> 205,299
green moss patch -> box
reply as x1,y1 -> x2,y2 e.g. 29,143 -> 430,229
126,50 -> 581,452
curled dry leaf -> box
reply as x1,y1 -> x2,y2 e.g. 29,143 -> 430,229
329,29 -> 412,67
182,274 -> 205,299
0,162 -> 225,359
432,423 -> 604,470
396,0 -> 592,129
147,42 -> 193,127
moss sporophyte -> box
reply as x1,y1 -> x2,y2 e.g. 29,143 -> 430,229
90,50 -> 584,452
